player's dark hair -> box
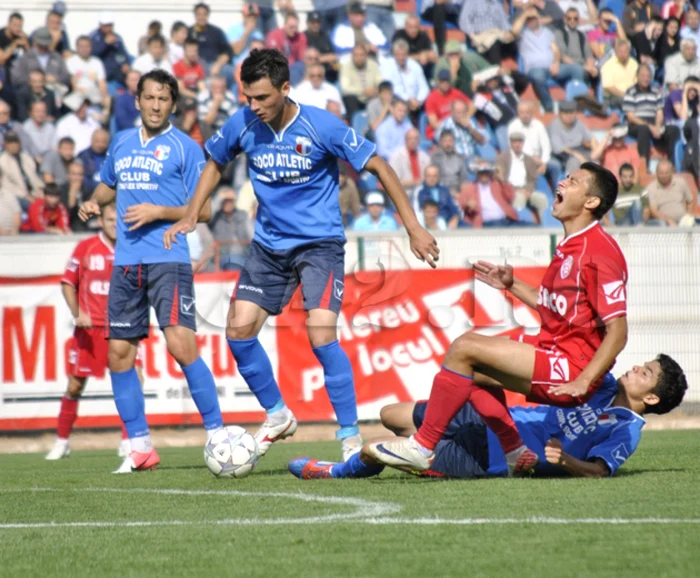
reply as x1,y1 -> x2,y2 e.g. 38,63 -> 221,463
580,162 -> 618,219
44,183 -> 60,196
440,129 -> 455,140
147,34 -> 166,46
9,12 -> 23,22
194,2 -> 210,13
378,80 -> 393,92
58,136 -> 75,147
171,21 -> 187,34
619,163 -> 634,176
646,354 -> 688,415
137,69 -> 179,102
240,48 -> 290,89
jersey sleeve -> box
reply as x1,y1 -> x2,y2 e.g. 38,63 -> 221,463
586,421 -> 642,476
584,251 -> 628,323
182,140 -> 205,202
100,136 -> 118,188
61,241 -> 85,288
319,112 -> 377,173
204,108 -> 248,166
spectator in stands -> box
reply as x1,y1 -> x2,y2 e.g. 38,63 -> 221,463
54,93 -> 99,155
59,160 -> 95,231
665,75 -> 699,124
460,0 -> 517,65
436,99 -> 489,159
311,0 -> 348,39
418,198 -> 447,231
77,128 -> 109,195
375,98 -> 412,160
514,7 -> 584,113
601,39 -> 639,109
555,8 -> 599,84
645,159 -> 697,226
67,36 -> 108,109
366,81 -> 393,138
424,69 -> 470,142
89,11 -> 131,89
0,12 -> 29,87
174,37 -> 206,100
228,3 -> 264,68
389,128 -> 431,194
21,183 -> 69,234
340,43 -> 381,122
611,162 -> 647,225
364,0 -> 395,43
548,100 -> 596,175
169,21 -> 188,64
458,161 -> 519,228
197,74 -> 237,141
11,27 -> 70,92
430,129 -> 468,198
22,101 -> 54,164
514,0 -> 565,28
414,165 -> 460,229
472,68 -> 520,153
31,8 -> 70,58
392,14 -> 437,80
656,17 -> 681,78
137,20 -> 162,56
175,96 -> 203,146
209,187 -> 254,271
631,16 -> 663,70
495,131 -> 549,223
132,34 -> 173,75
293,64 -> 345,115
189,3 -> 233,87
304,10 -> 338,84
622,0 -> 659,37
14,70 -> 58,122
41,136 -> 75,186
0,131 -> 43,210
592,125 -> 640,179
433,40 -> 491,98
332,2 -> 388,57
0,99 -> 30,151
588,9 -> 626,62
624,64 -> 681,172
665,38 -> 700,90
352,191 -> 399,231
380,39 -> 430,116
558,0 -> 599,31
508,100 -> 559,187
265,12 -> 306,85
338,163 -> 362,227
0,185 -> 21,235
114,70 -> 141,131
661,0 -> 686,23
680,9 -> 700,54
419,0 -> 461,56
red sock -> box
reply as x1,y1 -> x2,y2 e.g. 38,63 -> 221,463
57,397 -> 79,439
414,368 -> 474,450
120,422 -> 129,440
468,386 -> 523,455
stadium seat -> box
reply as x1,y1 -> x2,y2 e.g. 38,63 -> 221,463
565,80 -> 589,102
599,0 -> 625,20
352,111 -> 369,137
674,139 -> 685,173
537,175 -> 554,203
418,112 -> 433,151
359,171 -> 379,193
517,207 -> 537,225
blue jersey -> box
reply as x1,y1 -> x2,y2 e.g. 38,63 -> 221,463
100,125 -> 205,266
205,102 -> 377,250
487,374 -> 645,476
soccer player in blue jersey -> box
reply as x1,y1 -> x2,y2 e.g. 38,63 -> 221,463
80,69 -> 223,473
289,354 -> 687,479
164,48 -> 439,461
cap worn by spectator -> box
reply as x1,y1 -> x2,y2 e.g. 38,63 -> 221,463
437,69 -> 451,82
243,3 -> 260,16
473,66 -> 500,85
510,131 -> 525,141
559,100 -> 577,113
34,28 -> 53,48
611,125 -> 629,139
473,161 -> 494,173
308,11 -> 321,23
365,192 -> 385,206
99,11 -> 115,25
348,2 -> 366,14
445,40 -> 463,55
52,1 -> 67,15
64,92 -> 91,112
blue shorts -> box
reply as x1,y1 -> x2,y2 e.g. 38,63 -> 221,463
234,239 -> 346,316
413,401 -> 490,478
107,262 -> 197,340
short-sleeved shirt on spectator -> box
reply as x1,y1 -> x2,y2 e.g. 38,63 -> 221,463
40,149 -> 72,186
173,59 -> 205,91
197,90 -> 237,129
392,29 -> 432,56
424,88 -> 470,140
646,175 -> 694,222
519,27 -> 556,72
189,24 -> 231,65
548,118 -> 592,153
623,84 -> 663,123
664,89 -> 699,121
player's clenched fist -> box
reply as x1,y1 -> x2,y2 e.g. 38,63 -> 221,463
409,227 -> 440,269
544,438 -> 563,465
78,200 -> 101,222
163,215 -> 197,250
473,260 -> 514,290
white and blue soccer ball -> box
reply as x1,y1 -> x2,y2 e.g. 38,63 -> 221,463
204,426 -> 259,479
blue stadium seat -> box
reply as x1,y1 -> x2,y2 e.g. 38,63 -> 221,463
352,111 -> 369,137
536,174 -> 554,203
565,80 -> 589,102
359,171 -> 379,193
599,0 -> 625,20
418,112 -> 433,151
517,207 -> 537,225
674,138 -> 685,172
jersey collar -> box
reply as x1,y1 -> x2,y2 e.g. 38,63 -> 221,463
139,123 -> 173,148
264,98 -> 301,143
559,220 -> 599,247
98,232 -> 115,254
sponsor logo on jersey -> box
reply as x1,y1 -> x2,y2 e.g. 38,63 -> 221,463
602,280 -> 626,305
537,286 -> 568,316
560,255 -> 573,279
295,136 -> 312,156
598,413 -> 618,426
549,356 -> 570,382
154,144 -> 171,161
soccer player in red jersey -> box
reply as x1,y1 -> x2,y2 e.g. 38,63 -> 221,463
369,163 -> 627,476
46,203 -> 139,460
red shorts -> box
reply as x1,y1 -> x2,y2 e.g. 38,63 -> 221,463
68,328 -> 143,379
516,334 -> 601,407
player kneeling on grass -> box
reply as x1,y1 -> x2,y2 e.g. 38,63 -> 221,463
289,355 -> 687,479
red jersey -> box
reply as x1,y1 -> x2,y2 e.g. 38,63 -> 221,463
61,233 -> 115,327
173,59 -> 205,90
535,221 -> 628,372
424,87 -> 470,140
21,198 -> 70,233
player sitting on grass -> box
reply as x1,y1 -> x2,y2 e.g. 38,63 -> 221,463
289,355 -> 687,479
368,163 -> 627,476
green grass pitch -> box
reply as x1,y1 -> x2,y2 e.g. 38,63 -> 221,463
1,430 -> 699,578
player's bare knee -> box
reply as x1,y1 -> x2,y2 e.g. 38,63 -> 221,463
446,333 -> 479,364
307,326 -> 336,349
166,339 -> 198,367
67,378 -> 86,398
380,403 -> 414,435
225,324 -> 258,341
108,340 -> 137,373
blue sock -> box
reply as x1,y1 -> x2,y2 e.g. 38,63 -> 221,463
111,368 -> 149,439
312,341 -> 358,434
181,357 -> 223,431
331,452 -> 384,478
227,337 -> 284,412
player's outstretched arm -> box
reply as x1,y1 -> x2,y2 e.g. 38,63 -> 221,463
365,155 -> 440,268
78,183 -> 116,221
549,316 -> 628,397
545,439 -> 610,478
473,260 -> 539,310
164,159 -> 223,249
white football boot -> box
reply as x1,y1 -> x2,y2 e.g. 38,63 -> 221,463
341,434 -> 363,462
45,439 -> 70,460
367,436 -> 434,472
254,410 -> 298,457
117,439 -> 131,458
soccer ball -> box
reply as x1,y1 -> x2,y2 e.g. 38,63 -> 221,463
204,426 -> 259,479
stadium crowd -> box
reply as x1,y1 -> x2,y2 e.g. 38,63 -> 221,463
0,0 -> 699,258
